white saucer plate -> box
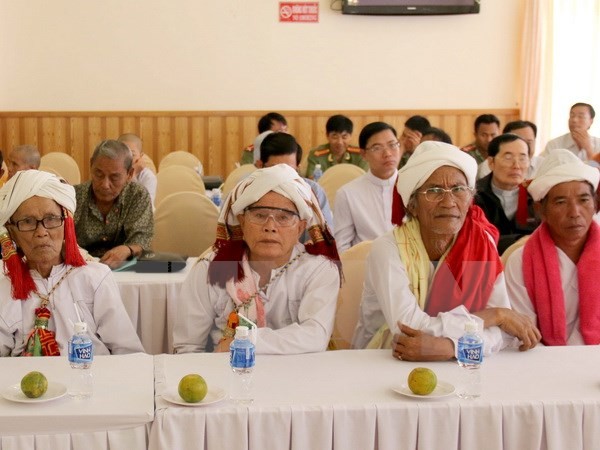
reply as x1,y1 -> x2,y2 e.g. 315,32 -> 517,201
2,382 -> 67,403
392,381 -> 456,399
162,386 -> 226,407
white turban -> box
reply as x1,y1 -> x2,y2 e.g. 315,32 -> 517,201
527,149 -> 600,201
252,130 -> 275,164
396,141 -> 477,205
223,164 -> 316,225
0,170 -> 75,235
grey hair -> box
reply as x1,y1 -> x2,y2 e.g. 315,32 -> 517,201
90,139 -> 133,171
12,145 -> 41,168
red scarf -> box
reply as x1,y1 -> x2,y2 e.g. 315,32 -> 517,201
522,222 -> 600,345
425,205 -> 503,316
515,184 -> 530,227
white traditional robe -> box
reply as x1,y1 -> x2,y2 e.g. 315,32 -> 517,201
352,230 -> 517,355
505,246 -> 584,345
173,244 -> 340,354
0,262 -> 144,356
333,170 -> 396,253
136,168 -> 157,207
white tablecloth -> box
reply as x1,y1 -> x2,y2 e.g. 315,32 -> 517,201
149,347 -> 600,450
0,353 -> 154,450
114,258 -> 196,354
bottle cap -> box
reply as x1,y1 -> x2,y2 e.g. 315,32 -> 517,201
74,322 -> 87,333
235,326 -> 249,338
315,164 -> 321,169
464,321 -> 478,333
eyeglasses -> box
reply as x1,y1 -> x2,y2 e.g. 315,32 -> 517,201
495,154 -> 530,166
365,141 -> 401,154
244,207 -> 300,227
417,186 -> 473,202
9,215 -> 65,232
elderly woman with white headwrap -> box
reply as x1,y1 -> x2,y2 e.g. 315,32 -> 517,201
352,142 -> 541,361
173,164 -> 341,354
505,150 -> 600,346
0,170 -> 144,356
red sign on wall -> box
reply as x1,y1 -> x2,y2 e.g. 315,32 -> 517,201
279,2 -> 319,23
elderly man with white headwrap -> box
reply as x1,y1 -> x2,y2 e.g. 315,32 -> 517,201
352,141 -> 541,361
505,150 -> 600,345
173,164 -> 341,354
0,170 -> 144,356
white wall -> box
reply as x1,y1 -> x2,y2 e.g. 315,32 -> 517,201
0,0 -> 523,111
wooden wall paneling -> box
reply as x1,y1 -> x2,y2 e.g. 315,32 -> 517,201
22,117 -> 38,147
224,116 -> 241,174
241,115 -> 257,150
174,117 -> 189,155
207,116 -> 224,177
70,117 -> 86,177
40,117 -> 63,153
295,115 -> 315,169
4,118 -> 20,152
156,116 -> 172,165
139,116 -> 155,166
190,116 -> 205,172
105,117 -> 120,142
440,115 -> 458,144
121,117 -> 137,136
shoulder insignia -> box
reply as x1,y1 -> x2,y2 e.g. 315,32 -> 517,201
243,144 -> 254,152
347,146 -> 361,154
460,144 -> 476,152
313,147 -> 331,157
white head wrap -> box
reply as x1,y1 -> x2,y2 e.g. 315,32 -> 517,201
252,130 -> 275,164
396,141 -> 477,205
223,164 -> 316,226
527,149 -> 600,201
0,170 -> 75,235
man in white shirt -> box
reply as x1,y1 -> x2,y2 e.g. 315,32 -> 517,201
334,122 -> 401,253
505,150 -> 600,346
118,133 -> 157,207
543,103 -> 600,161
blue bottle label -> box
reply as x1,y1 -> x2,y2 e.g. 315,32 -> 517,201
458,342 -> 483,364
69,342 -> 93,364
230,344 -> 255,369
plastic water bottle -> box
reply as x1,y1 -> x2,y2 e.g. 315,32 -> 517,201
456,321 -> 483,399
229,325 -> 255,404
211,188 -> 222,207
68,322 -> 94,399
313,164 -> 323,182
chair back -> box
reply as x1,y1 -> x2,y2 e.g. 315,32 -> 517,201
39,152 -> 81,185
152,191 -> 219,257
330,240 -> 373,350
222,165 -> 257,199
141,154 -> 157,174
155,165 -> 206,206
318,164 -> 365,209
158,151 -> 202,172
38,165 -> 62,177
501,235 -> 531,266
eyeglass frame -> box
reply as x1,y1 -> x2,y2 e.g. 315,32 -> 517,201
8,215 -> 65,232
243,206 -> 301,227
416,186 -> 474,203
365,140 -> 401,154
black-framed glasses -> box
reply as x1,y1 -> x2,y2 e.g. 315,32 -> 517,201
244,206 -> 300,227
365,141 -> 401,154
417,186 -> 473,202
9,215 -> 65,232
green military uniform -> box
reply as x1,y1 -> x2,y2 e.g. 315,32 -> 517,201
460,143 -> 487,165
306,144 -> 368,178
240,144 -> 255,165
398,152 -> 411,169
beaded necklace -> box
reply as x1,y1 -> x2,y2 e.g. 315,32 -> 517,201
35,266 -> 75,309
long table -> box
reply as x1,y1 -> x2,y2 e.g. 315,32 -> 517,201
149,347 -> 600,450
0,353 -> 154,450
114,258 -> 196,354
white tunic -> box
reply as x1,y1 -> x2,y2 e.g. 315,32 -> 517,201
0,262 -> 144,356
173,244 -> 340,354
333,170 -> 396,253
543,132 -> 600,161
505,246 -> 584,345
352,230 -> 516,355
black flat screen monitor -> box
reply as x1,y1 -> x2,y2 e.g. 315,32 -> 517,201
341,0 -> 480,15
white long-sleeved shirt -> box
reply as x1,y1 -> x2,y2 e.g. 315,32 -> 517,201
173,244 -> 340,354
0,262 -> 144,356
136,168 -> 157,207
333,170 -> 396,253
543,132 -> 600,161
352,230 -> 515,355
505,246 -> 584,345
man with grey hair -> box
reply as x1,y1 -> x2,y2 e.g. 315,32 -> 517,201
117,133 -> 157,206
7,145 -> 41,179
74,139 -> 153,269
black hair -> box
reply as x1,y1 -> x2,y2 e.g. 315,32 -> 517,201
358,122 -> 397,150
487,133 -> 528,158
326,115 -> 353,134
404,115 -> 430,133
571,103 -> 596,119
422,127 -> 452,144
259,132 -> 303,166
503,120 -> 537,137
474,114 -> 500,132
257,112 -> 288,133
